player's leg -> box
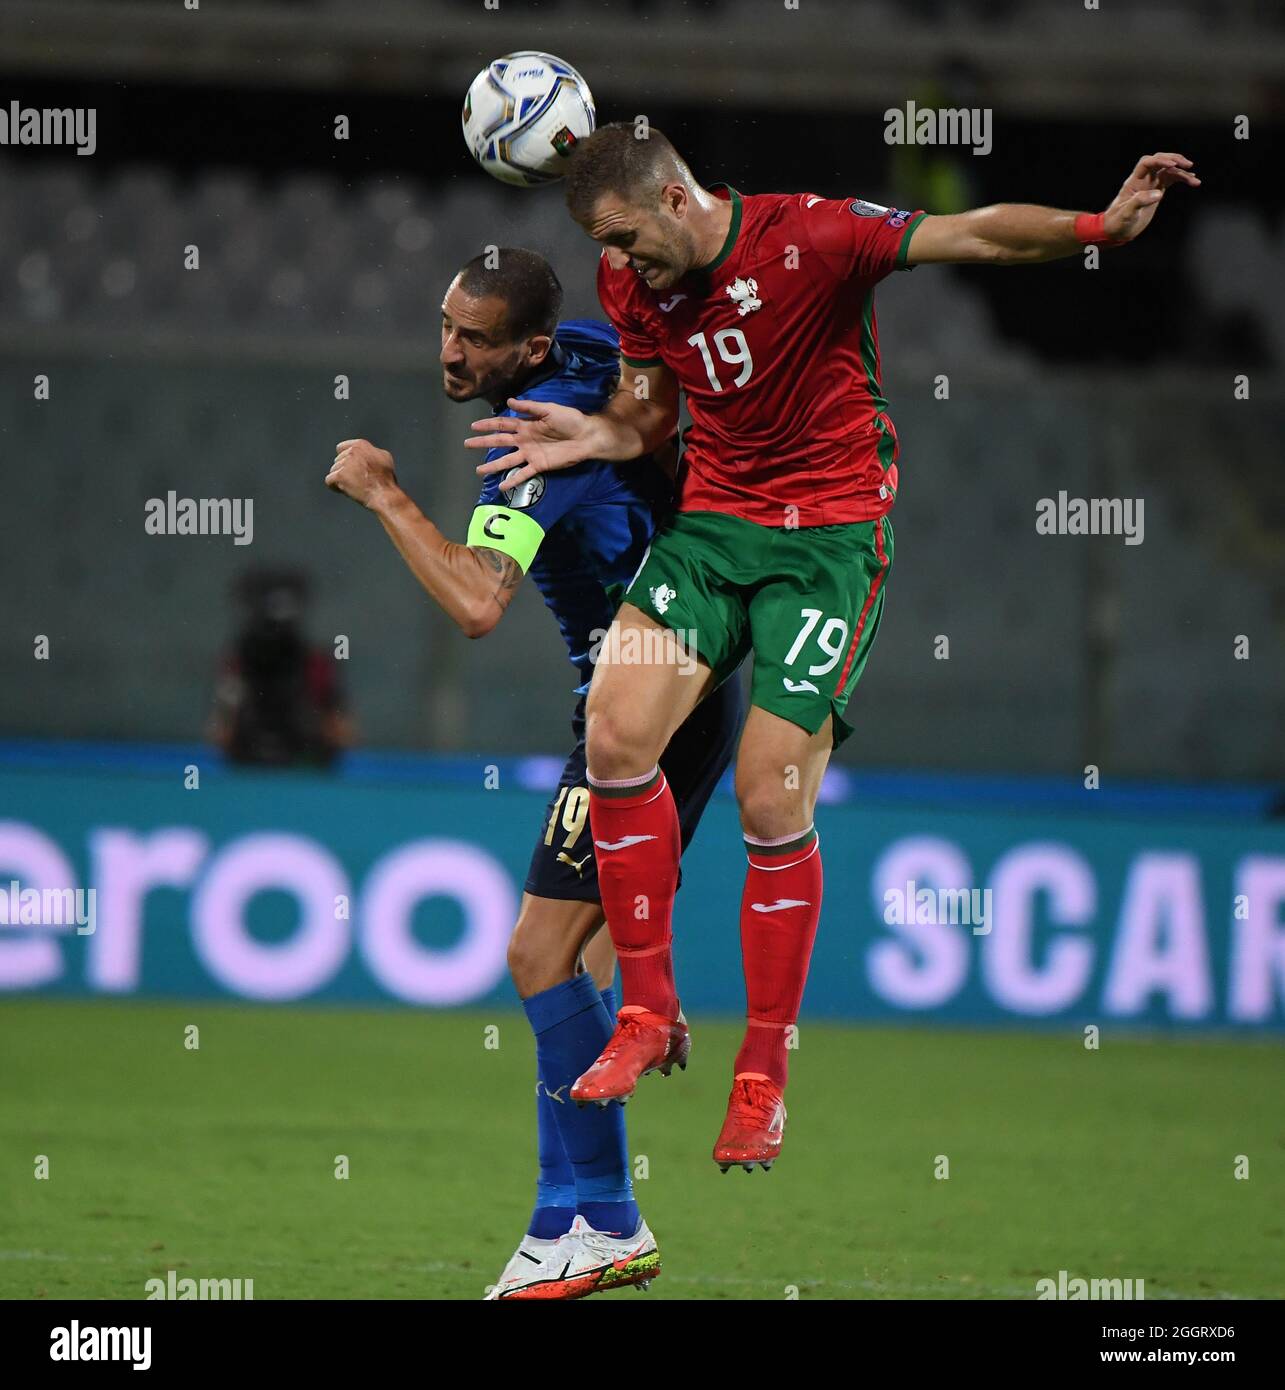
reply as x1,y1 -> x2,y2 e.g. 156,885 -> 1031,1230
492,893 -> 658,1297
584,601 -> 715,782
584,601 -> 713,1027
508,895 -> 601,1246
571,603 -> 717,1098
575,519 -> 750,1102
572,668 -> 744,1111
715,515 -> 893,1171
507,893 -> 612,997
659,667 -> 744,861
499,675 -> 739,1297
489,715 -> 657,1300
579,917 -> 616,992
712,708 -> 830,1172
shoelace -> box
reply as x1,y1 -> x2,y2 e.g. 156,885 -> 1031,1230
575,1226 -> 629,1260
730,1078 -> 782,1127
596,1011 -> 653,1062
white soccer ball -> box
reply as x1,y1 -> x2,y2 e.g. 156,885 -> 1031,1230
461,51 -> 595,188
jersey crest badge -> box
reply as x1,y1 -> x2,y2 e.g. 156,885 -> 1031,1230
849,199 -> 888,218
724,276 -> 762,317
500,466 -> 545,509
649,583 -> 677,614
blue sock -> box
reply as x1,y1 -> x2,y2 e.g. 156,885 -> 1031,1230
523,974 -> 639,1239
578,983 -> 635,1234
528,1077 -> 576,1239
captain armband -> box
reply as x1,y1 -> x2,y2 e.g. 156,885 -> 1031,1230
466,505 -> 545,573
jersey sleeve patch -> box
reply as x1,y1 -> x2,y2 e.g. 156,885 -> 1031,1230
804,195 -> 926,281
467,504 -> 545,573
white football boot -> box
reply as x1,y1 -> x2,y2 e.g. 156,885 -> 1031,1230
484,1215 -> 660,1300
484,1235 -> 568,1301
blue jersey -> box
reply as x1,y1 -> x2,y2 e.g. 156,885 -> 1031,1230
467,319 -> 672,692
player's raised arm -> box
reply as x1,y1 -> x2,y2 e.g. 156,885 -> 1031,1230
902,152 -> 1200,266
326,438 -> 524,639
467,360 -> 678,490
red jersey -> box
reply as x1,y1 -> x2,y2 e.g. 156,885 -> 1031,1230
597,185 -> 925,527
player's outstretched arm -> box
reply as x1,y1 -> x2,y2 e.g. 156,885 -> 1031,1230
903,152 -> 1200,266
325,438 -> 521,639
467,361 -> 679,491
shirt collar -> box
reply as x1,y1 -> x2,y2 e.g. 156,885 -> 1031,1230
695,184 -> 743,276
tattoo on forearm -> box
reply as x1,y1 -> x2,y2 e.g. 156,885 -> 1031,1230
476,547 -> 524,611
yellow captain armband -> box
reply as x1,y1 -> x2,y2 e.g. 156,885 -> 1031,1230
466,504 -> 545,574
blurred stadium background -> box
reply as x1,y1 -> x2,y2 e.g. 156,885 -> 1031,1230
2,0 -> 1284,1301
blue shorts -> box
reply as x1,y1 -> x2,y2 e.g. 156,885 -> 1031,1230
524,675 -> 743,903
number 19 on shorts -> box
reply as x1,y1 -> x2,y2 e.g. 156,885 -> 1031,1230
784,608 -> 849,682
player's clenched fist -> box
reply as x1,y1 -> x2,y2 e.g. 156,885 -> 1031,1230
326,438 -> 399,508
1102,152 -> 1200,243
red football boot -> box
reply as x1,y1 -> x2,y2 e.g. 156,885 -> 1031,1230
570,1006 -> 690,1106
713,1073 -> 787,1172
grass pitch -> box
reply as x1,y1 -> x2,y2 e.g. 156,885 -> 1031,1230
3,1000 -> 1281,1300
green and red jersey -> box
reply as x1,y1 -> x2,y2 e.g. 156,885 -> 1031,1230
597,186 -> 925,528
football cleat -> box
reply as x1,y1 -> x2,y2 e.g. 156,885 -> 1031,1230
564,1214 -> 661,1297
484,1235 -> 571,1301
713,1072 -> 786,1172
486,1215 -> 660,1300
570,1006 -> 690,1105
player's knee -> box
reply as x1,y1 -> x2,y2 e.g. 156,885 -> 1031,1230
736,777 -> 803,843
585,702 -> 655,781
507,908 -> 579,996
506,924 -> 540,994
508,914 -> 555,993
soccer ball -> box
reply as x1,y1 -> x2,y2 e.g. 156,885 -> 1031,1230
461,51 -> 595,188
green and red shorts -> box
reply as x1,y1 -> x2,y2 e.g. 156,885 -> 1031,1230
625,509 -> 893,747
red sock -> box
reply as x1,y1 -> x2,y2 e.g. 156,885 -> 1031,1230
734,828 -> 823,1089
588,766 -> 681,1019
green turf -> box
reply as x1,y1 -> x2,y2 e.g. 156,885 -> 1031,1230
2,1000 -> 1282,1300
